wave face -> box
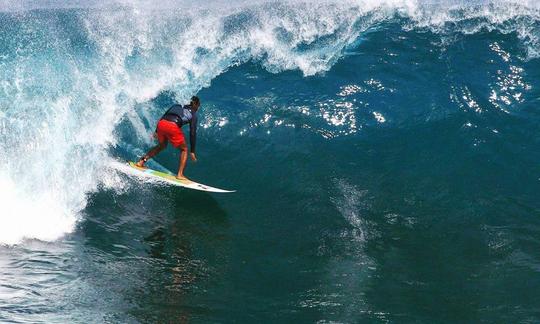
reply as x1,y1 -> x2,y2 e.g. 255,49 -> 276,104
0,0 -> 539,244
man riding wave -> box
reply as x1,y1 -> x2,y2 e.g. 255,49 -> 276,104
136,96 -> 200,180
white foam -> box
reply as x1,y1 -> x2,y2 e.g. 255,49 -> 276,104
0,173 -> 76,245
373,112 -> 386,123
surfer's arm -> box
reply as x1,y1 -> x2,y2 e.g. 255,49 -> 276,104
189,114 -> 197,154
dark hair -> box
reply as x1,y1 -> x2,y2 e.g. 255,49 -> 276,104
191,96 -> 200,106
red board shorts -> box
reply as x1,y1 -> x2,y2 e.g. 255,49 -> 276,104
156,119 -> 185,148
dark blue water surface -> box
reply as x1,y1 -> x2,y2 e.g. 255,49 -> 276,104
1,1 -> 540,322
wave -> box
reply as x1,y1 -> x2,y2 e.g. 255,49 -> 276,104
0,0 -> 538,244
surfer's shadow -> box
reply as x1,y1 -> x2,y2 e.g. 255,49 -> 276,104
161,188 -> 229,222
143,190 -> 232,295
144,188 -> 231,255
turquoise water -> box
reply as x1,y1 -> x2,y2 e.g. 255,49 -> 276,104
1,1 -> 540,322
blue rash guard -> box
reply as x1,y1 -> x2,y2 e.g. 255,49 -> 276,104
160,104 -> 198,153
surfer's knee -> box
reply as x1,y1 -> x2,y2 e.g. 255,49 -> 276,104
179,143 -> 187,152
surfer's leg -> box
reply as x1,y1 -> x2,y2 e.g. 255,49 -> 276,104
176,143 -> 189,180
136,141 -> 167,167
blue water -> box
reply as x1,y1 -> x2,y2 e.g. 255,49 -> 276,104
1,1 -> 540,322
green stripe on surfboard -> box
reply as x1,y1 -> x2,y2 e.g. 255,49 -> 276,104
127,161 -> 235,193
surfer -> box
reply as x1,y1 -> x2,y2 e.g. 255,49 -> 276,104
136,96 -> 200,180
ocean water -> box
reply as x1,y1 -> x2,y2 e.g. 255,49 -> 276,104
1,0 -> 540,322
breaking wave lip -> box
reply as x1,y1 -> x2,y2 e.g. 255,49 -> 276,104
0,0 -> 539,245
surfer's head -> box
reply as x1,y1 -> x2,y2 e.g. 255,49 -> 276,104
191,96 -> 200,111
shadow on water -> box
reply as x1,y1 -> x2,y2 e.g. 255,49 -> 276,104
76,183 -> 231,322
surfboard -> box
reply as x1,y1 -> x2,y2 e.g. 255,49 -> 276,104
127,161 -> 235,193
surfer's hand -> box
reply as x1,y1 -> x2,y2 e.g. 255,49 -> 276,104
190,153 -> 197,162
151,132 -> 157,140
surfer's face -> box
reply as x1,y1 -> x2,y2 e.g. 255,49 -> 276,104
192,102 -> 200,111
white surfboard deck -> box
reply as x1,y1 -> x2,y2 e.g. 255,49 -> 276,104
126,161 -> 235,193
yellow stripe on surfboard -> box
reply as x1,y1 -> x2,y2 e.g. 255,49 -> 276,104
127,161 -> 235,193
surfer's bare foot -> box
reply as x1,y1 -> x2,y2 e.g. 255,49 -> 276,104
136,156 -> 148,167
176,175 -> 189,181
